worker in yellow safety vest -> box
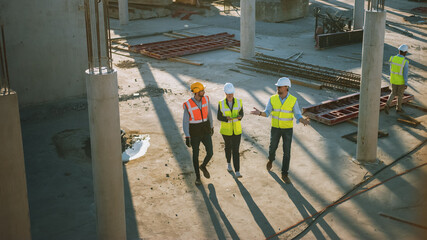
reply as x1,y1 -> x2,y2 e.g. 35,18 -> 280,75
384,44 -> 409,114
217,83 -> 244,178
251,77 -> 310,184
183,82 -> 214,185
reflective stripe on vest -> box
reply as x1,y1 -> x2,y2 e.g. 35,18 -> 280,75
183,96 -> 209,124
270,94 -> 296,129
219,98 -> 243,136
389,55 -> 408,85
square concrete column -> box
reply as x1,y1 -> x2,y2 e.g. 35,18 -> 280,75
0,91 -> 31,240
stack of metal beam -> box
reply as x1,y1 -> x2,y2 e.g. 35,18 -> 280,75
237,53 -> 361,92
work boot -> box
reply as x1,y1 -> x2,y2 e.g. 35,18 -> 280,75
266,160 -> 273,171
195,178 -> 202,185
200,165 -> 210,179
235,171 -> 242,178
227,163 -> 233,172
384,105 -> 389,115
282,173 -> 291,184
396,108 -> 404,113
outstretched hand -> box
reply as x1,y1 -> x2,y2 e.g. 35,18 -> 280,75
250,107 -> 261,116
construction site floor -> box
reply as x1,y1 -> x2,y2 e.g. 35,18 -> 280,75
21,0 -> 427,239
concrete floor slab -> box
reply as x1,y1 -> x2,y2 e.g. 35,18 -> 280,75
20,0 -> 426,239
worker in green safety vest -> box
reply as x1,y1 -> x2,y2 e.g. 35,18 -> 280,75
384,44 -> 409,114
217,83 -> 244,178
251,77 -> 310,184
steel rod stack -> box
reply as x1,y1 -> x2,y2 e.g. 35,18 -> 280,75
0,25 -> 10,95
84,0 -> 113,74
237,53 -> 361,92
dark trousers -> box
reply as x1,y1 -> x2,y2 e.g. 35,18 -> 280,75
191,134 -> 213,179
268,127 -> 293,174
222,134 -> 241,172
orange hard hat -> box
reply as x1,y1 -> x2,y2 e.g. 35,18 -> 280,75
191,82 -> 204,93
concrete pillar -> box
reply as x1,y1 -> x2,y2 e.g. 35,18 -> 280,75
240,0 -> 255,59
356,11 -> 386,163
119,0 -> 129,25
85,68 -> 126,240
0,91 -> 31,240
353,0 -> 365,29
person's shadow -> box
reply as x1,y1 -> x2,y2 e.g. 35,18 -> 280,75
231,172 -> 278,239
208,184 -> 240,240
269,172 -> 340,240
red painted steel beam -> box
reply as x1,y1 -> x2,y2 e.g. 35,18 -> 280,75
128,32 -> 240,59
303,87 -> 415,125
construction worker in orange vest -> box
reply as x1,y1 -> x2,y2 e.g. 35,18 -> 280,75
251,77 -> 310,184
384,44 -> 409,114
183,82 -> 214,185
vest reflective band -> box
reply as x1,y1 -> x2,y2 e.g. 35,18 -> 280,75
270,94 -> 296,129
183,96 -> 209,124
389,55 -> 408,85
219,98 -> 243,136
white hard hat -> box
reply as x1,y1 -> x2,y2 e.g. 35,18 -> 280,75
275,77 -> 291,88
398,44 -> 408,52
224,82 -> 235,94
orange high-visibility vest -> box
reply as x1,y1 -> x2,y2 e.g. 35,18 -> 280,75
183,96 -> 209,124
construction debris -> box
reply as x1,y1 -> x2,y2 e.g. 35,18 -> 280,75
238,53 -> 361,92
397,113 -> 421,127
302,87 -> 414,125
129,32 -> 240,59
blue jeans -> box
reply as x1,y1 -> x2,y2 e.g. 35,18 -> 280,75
191,134 -> 213,179
268,127 -> 293,174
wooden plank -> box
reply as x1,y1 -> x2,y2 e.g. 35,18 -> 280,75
397,118 -> 419,127
168,57 -> 203,66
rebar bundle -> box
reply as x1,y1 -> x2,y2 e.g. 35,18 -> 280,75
238,53 -> 361,92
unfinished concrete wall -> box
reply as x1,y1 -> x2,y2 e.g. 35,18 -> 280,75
0,0 -> 87,106
256,0 -> 309,22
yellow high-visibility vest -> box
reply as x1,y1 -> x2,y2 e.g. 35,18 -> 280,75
270,94 -> 296,129
389,55 -> 408,85
219,98 -> 243,136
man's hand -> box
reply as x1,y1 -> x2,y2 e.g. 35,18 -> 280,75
250,107 -> 262,116
300,117 -> 310,126
185,137 -> 191,148
211,128 -> 214,136
226,116 -> 233,121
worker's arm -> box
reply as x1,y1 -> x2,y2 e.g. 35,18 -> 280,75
217,103 -> 228,122
183,105 -> 190,137
403,61 -> 409,87
293,101 -> 309,126
237,106 -> 244,120
208,101 -> 213,129
250,99 -> 271,117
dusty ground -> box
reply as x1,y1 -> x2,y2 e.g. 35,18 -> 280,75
21,0 -> 426,239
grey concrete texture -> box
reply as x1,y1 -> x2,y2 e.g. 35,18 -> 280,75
0,0 -> 88,106
15,0 -> 427,239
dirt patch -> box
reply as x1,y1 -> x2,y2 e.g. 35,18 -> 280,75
119,85 -> 172,101
52,129 -> 91,163
115,60 -> 137,69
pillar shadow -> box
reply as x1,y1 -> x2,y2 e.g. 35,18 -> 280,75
269,172 -> 340,240
196,184 -> 227,240
208,184 -> 240,240
231,173 -> 277,239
